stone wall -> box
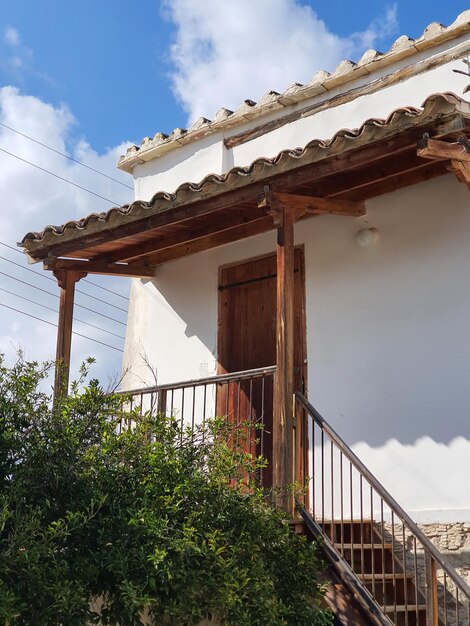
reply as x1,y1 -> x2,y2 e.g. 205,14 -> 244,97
381,522 -> 470,624
420,522 -> 470,588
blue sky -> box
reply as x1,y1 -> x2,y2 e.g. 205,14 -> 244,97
0,0 -> 469,380
1,1 -> 469,152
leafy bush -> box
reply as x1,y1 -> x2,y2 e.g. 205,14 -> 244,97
0,354 -> 332,626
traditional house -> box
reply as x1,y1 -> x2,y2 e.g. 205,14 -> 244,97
20,11 -> 470,625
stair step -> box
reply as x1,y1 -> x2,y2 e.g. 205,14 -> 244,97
334,542 -> 393,550
358,573 -> 413,581
384,604 -> 427,613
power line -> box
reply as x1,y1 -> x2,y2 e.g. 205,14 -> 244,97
0,301 -> 123,353
0,270 -> 126,326
0,120 -> 134,189
82,278 -> 129,302
0,240 -> 129,302
76,283 -> 128,313
0,241 -> 24,255
0,147 -> 119,205
0,254 -> 128,312
0,286 -> 125,340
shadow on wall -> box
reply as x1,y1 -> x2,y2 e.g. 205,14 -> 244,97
150,255 -> 218,349
307,175 -> 470,447
138,175 -> 470,449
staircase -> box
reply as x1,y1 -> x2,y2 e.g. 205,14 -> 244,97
121,370 -> 470,625
293,393 -> 470,626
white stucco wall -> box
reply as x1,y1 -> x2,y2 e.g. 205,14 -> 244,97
123,174 -> 470,521
122,33 -> 470,522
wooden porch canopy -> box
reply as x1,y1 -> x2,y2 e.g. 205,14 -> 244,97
20,93 -> 470,275
19,92 -> 470,512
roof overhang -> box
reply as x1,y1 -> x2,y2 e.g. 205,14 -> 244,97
20,93 -> 470,277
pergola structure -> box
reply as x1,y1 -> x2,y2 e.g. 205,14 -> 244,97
20,92 -> 470,509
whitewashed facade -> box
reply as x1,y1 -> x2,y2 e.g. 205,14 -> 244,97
119,16 -> 470,524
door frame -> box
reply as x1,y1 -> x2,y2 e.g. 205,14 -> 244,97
216,246 -> 308,396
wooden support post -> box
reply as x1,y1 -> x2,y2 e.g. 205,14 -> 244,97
53,270 -> 85,402
273,203 -> 296,514
258,185 -> 363,513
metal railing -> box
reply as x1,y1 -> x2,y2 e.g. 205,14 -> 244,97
295,392 -> 470,626
118,366 -> 276,481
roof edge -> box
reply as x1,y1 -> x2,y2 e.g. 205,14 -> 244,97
117,10 -> 470,173
21,93 -> 470,259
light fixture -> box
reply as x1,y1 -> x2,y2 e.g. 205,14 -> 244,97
355,227 -> 379,248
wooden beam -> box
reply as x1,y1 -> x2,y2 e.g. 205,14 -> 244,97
53,270 -> 84,402
92,206 -> 269,264
418,136 -> 470,189
44,258 -> 155,278
450,159 -> 470,189
138,216 -> 274,266
328,158 -> 440,199
272,115 -> 467,192
272,202 -> 296,515
270,192 -> 366,217
417,136 -> 470,162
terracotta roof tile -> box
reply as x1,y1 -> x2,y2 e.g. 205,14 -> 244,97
20,92 -> 470,257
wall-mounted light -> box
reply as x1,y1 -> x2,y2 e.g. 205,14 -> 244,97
355,227 -> 379,248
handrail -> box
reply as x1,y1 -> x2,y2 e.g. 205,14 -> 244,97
295,391 -> 470,597
295,391 -> 470,626
117,367 -> 276,490
298,503 -> 393,626
118,365 -> 277,396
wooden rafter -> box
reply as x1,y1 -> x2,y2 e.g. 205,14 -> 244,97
450,159 -> 470,187
259,189 -> 366,224
417,135 -> 470,188
138,216 -> 274,267
44,258 -> 155,278
417,136 -> 470,162
92,206 -> 269,264
29,186 -> 270,261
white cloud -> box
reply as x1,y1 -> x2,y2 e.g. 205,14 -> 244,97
164,0 -> 399,125
4,26 -> 20,46
0,86 -> 134,386
350,5 -> 398,51
0,26 -> 54,86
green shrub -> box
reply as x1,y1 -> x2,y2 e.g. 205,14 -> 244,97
0,354 -> 332,626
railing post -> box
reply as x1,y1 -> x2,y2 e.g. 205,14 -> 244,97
425,554 -> 439,626
157,389 -> 167,415
294,393 -> 309,511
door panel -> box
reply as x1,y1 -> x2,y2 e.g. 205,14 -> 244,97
218,249 -> 306,488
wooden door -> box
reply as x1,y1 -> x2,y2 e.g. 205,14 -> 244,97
218,249 -> 306,488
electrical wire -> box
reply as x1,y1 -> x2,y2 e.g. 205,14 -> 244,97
0,286 -> 125,340
82,278 -> 129,302
0,240 -> 130,301
0,270 -> 126,326
0,254 -> 128,312
0,301 -> 123,353
0,147 -> 119,205
0,120 -> 134,189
